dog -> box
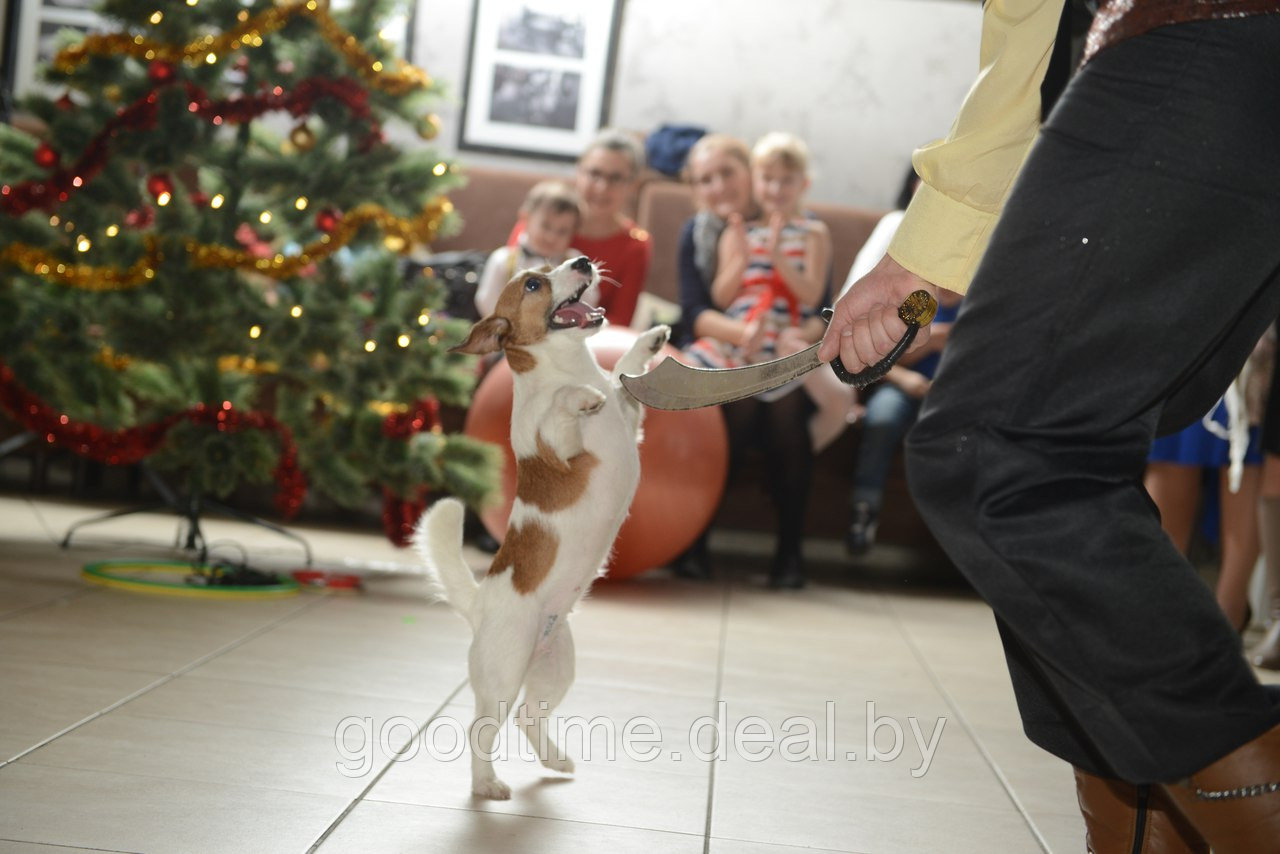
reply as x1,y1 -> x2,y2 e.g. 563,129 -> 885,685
415,255 -> 669,799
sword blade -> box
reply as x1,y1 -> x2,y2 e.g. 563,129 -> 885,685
620,345 -> 824,410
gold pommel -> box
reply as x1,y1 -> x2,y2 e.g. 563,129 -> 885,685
898,290 -> 938,327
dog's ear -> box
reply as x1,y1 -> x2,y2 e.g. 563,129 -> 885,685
450,316 -> 511,355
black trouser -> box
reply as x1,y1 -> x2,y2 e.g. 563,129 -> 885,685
722,388 -> 813,558
905,15 -> 1280,783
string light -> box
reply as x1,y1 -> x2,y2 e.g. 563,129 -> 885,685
205,52 -> 217,64
149,11 -> 163,24
210,193 -> 224,209
294,196 -> 308,210
49,215 -> 60,226
249,325 -> 262,339
397,334 -> 410,348
259,211 -> 272,224
417,312 -> 429,326
432,163 -> 447,176
290,305 -> 303,318
76,236 -> 92,252
105,225 -> 119,237
156,191 -> 171,206
383,235 -> 405,252
364,340 -> 377,352
186,0 -> 198,6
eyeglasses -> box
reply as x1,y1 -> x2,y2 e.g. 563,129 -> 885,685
581,168 -> 632,187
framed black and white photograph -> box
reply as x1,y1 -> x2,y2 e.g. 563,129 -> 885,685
4,0 -> 105,100
458,0 -> 625,160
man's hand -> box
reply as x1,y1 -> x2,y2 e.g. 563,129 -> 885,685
818,254 -> 939,370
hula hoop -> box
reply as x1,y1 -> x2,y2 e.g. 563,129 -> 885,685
81,560 -> 301,600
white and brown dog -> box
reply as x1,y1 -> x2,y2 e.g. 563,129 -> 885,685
415,255 -> 669,799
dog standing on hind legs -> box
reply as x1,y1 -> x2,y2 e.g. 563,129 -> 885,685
415,255 -> 669,799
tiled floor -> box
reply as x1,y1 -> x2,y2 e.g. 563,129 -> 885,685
0,495 -> 1275,853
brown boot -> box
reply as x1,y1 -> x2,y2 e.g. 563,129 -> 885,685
1074,768 -> 1208,853
1159,723 -> 1280,854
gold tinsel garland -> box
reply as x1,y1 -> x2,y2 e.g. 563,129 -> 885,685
2,200 -> 450,290
189,200 -> 449,277
53,1 -> 432,96
1,240 -> 162,291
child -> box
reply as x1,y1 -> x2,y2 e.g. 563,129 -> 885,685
685,132 -> 849,450
474,181 -> 584,316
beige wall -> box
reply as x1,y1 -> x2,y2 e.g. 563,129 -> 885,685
412,0 -> 982,208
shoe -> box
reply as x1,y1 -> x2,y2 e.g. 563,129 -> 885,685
767,553 -> 806,590
1251,618 -> 1280,670
671,538 -> 712,581
1074,768 -> 1208,853
846,502 -> 878,556
1159,722 -> 1280,854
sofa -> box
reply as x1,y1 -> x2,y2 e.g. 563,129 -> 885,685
431,165 -> 942,556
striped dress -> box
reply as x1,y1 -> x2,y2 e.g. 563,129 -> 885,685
685,219 -> 813,370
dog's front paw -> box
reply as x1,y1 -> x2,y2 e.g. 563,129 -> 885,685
541,755 -> 575,775
573,386 -> 607,414
473,777 -> 512,800
641,324 -> 671,356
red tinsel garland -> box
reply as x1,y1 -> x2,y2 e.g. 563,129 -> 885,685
0,360 -> 306,517
379,397 -> 441,545
1,76 -> 379,216
381,397 -> 440,439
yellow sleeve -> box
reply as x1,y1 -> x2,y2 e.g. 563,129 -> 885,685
888,0 -> 1065,294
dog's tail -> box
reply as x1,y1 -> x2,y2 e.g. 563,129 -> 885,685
412,498 -> 478,623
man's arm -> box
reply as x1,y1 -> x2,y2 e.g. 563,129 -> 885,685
819,0 -> 1064,367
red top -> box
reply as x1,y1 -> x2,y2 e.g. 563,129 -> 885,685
509,219 -> 652,328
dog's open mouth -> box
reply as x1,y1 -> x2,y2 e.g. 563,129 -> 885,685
550,284 -> 605,330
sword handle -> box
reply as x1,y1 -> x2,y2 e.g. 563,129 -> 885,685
821,290 -> 938,388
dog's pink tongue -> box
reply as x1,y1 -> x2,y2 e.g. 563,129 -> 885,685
554,301 -> 604,328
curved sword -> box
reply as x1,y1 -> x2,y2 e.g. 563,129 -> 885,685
621,290 -> 937,411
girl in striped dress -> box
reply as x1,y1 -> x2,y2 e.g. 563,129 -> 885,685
686,132 -> 830,379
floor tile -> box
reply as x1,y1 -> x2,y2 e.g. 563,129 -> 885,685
367,733 -> 711,836
711,778 -> 1040,854
122,673 -> 445,741
0,658 -> 165,763
0,763 -> 346,853
317,798 -> 705,853
22,713 -> 370,799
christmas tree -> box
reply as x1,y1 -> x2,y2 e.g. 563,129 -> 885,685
0,0 -> 499,545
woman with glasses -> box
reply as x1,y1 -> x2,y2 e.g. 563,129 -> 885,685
508,129 -> 652,327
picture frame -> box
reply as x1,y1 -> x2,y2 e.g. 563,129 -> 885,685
458,0 -> 626,161
4,0 -> 106,101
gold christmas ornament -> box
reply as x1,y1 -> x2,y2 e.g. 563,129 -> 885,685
289,123 -> 316,151
417,113 -> 441,140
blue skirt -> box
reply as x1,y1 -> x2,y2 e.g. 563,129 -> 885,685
1148,401 -> 1262,467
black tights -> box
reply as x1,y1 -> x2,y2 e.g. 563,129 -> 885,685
720,388 -> 813,558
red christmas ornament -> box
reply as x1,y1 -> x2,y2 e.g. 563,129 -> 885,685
34,143 -> 59,170
145,173 -> 174,200
315,207 -> 342,233
147,60 -> 176,85
124,206 -> 155,229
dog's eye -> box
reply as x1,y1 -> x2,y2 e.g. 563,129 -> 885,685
524,276 -> 544,292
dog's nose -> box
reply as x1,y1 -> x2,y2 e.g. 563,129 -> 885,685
571,256 -> 592,273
